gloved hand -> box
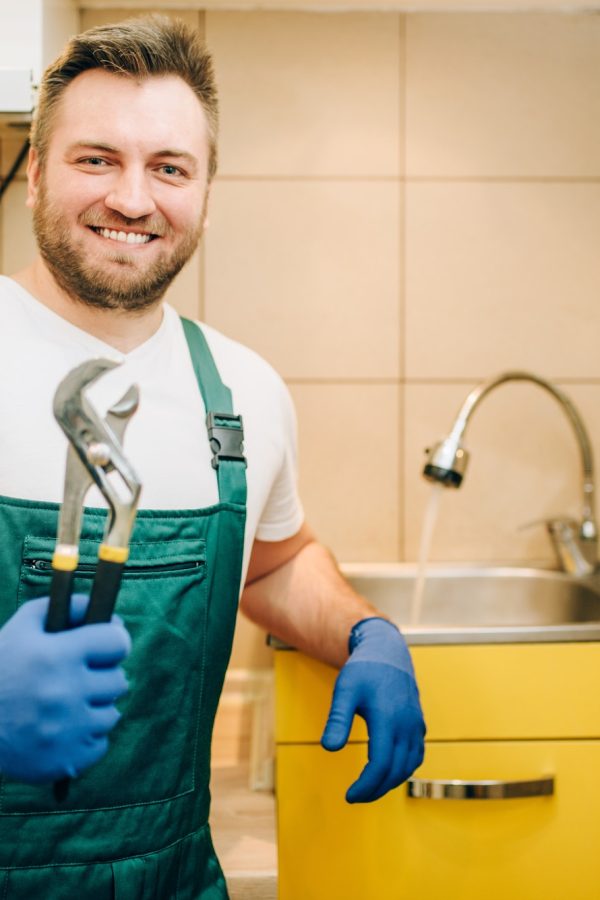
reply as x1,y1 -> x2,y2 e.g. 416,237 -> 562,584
0,594 -> 131,785
321,616 -> 425,803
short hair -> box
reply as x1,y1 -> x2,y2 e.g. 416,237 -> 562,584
31,14 -> 218,180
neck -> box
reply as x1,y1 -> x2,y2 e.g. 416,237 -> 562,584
11,257 -> 164,353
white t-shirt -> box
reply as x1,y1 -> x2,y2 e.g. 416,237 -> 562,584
0,276 -> 304,585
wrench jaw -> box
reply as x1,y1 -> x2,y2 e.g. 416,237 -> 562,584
105,384 -> 139,432
53,379 -> 141,555
82,383 -> 142,558
84,415 -> 142,625
94,454 -> 142,558
53,358 -> 119,442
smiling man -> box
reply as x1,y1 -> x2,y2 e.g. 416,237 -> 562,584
0,15 -> 425,898
21,67 -> 212,343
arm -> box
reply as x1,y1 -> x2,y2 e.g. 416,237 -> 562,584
242,522 -> 379,668
241,523 -> 426,803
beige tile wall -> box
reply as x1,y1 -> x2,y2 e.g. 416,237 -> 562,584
204,10 -> 600,572
3,9 -> 600,659
205,179 -> 402,380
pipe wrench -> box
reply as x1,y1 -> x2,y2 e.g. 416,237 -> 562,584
46,358 -> 142,632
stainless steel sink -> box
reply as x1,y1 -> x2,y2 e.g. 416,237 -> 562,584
340,563 -> 600,645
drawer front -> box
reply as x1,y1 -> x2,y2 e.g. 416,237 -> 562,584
276,740 -> 600,900
274,643 -> 600,742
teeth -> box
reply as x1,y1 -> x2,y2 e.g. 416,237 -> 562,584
97,227 -> 152,245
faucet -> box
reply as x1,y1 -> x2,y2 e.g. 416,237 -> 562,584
423,370 -> 598,576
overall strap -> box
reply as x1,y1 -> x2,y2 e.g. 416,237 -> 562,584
180,317 -> 247,507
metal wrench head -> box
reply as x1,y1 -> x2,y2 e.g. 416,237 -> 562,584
53,359 -> 142,551
55,385 -> 140,549
54,358 -> 119,425
104,384 -> 140,449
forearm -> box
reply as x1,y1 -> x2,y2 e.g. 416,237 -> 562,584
240,540 -> 380,669
242,535 -> 426,803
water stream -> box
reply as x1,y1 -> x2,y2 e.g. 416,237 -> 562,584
410,483 -> 444,626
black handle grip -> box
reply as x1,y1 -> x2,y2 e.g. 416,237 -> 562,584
84,558 -> 125,624
45,568 -> 75,633
53,777 -> 70,802
49,555 -> 125,801
46,566 -> 75,801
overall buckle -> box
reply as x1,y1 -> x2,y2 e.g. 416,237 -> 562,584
206,412 -> 247,469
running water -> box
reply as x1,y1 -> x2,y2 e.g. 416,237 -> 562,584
410,483 -> 444,626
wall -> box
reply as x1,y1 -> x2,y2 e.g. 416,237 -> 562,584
2,8 -> 600,756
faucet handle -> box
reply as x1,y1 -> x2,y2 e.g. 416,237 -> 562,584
545,517 -> 596,577
517,517 -> 596,576
517,517 -> 575,533
518,516 -> 579,533
517,517 -> 548,532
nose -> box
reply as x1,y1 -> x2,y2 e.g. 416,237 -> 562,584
104,167 -> 157,220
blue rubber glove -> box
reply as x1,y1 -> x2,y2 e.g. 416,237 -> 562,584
321,617 -> 425,803
0,594 -> 131,785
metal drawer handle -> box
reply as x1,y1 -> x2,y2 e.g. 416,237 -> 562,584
407,776 -> 554,800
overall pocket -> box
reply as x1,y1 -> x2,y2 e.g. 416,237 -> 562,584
2,534 -> 208,814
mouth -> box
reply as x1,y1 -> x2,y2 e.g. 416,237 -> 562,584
88,226 -> 158,246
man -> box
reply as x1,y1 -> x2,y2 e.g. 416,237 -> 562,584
0,15 -> 425,897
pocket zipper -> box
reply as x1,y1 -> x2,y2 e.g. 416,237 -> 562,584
25,559 -> 204,576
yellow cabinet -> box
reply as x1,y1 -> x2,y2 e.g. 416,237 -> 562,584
274,644 -> 600,900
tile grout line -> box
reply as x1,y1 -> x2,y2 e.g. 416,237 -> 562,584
213,175 -> 600,184
265,377 -> 600,388
399,12 -> 408,563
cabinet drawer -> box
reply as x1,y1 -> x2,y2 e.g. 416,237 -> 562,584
275,643 -> 600,742
276,740 -> 600,900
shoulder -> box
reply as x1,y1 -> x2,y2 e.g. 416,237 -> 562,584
0,276 -> 19,296
0,276 -> 63,351
166,308 -> 298,450
0,276 -> 30,316
197,320 -> 284,389
169,308 -> 293,411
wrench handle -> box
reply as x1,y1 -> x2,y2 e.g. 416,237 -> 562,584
56,555 -> 124,803
46,561 -> 77,802
53,778 -> 70,803
46,567 -> 75,633
49,549 -> 127,801
84,556 -> 126,624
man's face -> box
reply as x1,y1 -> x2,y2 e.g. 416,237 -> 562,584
27,69 -> 211,311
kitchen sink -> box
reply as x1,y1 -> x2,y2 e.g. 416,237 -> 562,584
339,563 -> 600,645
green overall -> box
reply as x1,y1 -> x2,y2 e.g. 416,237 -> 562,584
0,319 -> 247,898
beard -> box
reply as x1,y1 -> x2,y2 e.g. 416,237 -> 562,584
32,181 -> 206,313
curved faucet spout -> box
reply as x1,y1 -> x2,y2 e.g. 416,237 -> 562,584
423,370 -> 598,569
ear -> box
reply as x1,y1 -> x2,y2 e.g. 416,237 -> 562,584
25,147 -> 42,209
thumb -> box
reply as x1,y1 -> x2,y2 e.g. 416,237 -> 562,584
321,672 -> 358,752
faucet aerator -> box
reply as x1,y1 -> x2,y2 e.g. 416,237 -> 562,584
423,464 -> 463,488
